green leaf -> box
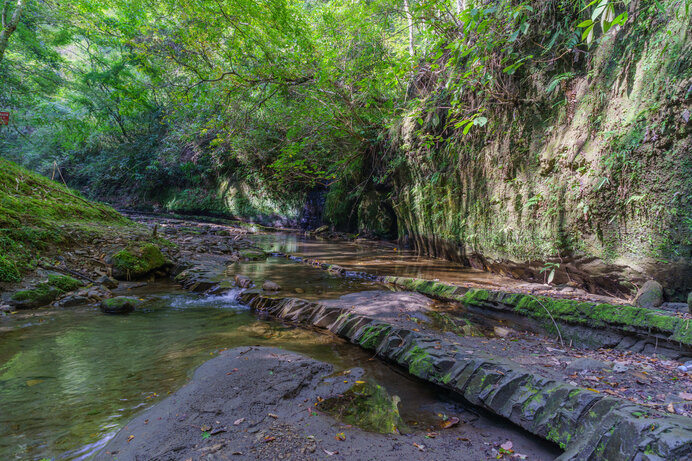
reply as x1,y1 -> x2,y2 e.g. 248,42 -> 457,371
474,116 -> 488,127
577,19 -> 594,28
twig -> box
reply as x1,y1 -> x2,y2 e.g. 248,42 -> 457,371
528,294 -> 564,348
40,263 -> 97,284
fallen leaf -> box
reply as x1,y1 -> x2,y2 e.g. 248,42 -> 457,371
500,441 -> 513,451
201,424 -> 211,432
425,432 -> 437,438
440,416 -> 460,429
233,418 -> 245,426
26,379 -> 43,387
413,442 -> 425,451
355,380 -> 366,384
667,403 -> 675,413
268,413 -> 278,419
264,436 -> 275,443
127,435 -> 134,443
335,432 -> 346,441
323,449 -> 338,456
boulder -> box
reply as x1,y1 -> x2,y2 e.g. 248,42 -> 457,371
109,244 -> 169,280
100,296 -> 142,314
55,295 -> 90,308
9,274 -> 84,309
235,275 -> 253,288
262,280 -> 281,292
635,280 -> 663,308
96,275 -> 119,289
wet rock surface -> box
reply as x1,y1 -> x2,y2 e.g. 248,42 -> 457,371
97,347 -> 556,461
241,292 -> 692,460
100,296 -> 143,314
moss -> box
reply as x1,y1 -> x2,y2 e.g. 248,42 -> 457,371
0,254 -> 21,282
0,158 -> 131,282
317,381 -> 406,434
359,324 -> 390,349
46,274 -> 83,292
405,346 -> 434,377
11,284 -> 62,307
238,248 -> 268,261
111,243 -> 167,278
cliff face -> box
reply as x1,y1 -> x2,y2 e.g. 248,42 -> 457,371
387,5 -> 691,299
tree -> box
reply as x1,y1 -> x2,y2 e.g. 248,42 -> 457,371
0,0 -> 26,63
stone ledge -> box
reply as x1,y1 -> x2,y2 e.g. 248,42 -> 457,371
384,276 -> 692,352
239,291 -> 692,461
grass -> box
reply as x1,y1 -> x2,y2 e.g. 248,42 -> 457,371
0,157 -> 132,282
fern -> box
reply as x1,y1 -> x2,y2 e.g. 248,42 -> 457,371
546,72 -> 576,95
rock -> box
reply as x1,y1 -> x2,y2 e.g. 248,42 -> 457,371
493,326 -> 512,338
635,280 -> 663,308
55,295 -> 90,308
235,275 -> 253,288
238,248 -> 267,261
9,285 -> 62,309
294,288 -> 305,294
108,244 -> 169,280
612,362 -> 629,373
565,357 -> 610,373
100,296 -> 142,314
312,225 -> 329,234
96,275 -> 119,289
262,280 -> 281,292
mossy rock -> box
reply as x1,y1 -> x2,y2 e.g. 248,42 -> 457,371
317,382 -> 406,434
10,285 -> 63,309
110,244 -> 169,280
46,274 -> 83,292
100,296 -> 143,314
9,274 -> 84,309
238,248 -> 268,261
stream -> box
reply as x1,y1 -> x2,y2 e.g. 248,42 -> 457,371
0,230 -> 558,460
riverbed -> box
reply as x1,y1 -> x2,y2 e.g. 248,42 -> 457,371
0,229 -> 560,460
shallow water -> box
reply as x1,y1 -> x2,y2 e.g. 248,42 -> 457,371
0,233 -> 557,460
250,232 -> 528,289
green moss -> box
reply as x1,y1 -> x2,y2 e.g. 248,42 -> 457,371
317,381 -> 407,434
0,158 -> 131,282
238,248 -> 268,261
0,254 -> 21,282
405,346 -> 434,377
11,284 -> 62,307
359,324 -> 390,349
46,274 -> 83,292
112,243 -> 168,278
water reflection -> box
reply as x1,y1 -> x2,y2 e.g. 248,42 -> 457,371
251,233 -> 526,289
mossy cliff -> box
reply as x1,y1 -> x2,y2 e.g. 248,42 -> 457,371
0,158 -> 130,283
371,1 -> 691,299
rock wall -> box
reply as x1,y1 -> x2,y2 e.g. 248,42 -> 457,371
388,5 -> 691,299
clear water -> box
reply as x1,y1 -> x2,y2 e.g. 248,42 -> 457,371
0,233 -> 555,460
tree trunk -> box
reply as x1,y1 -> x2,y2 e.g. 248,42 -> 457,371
403,0 -> 414,57
0,0 -> 26,64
